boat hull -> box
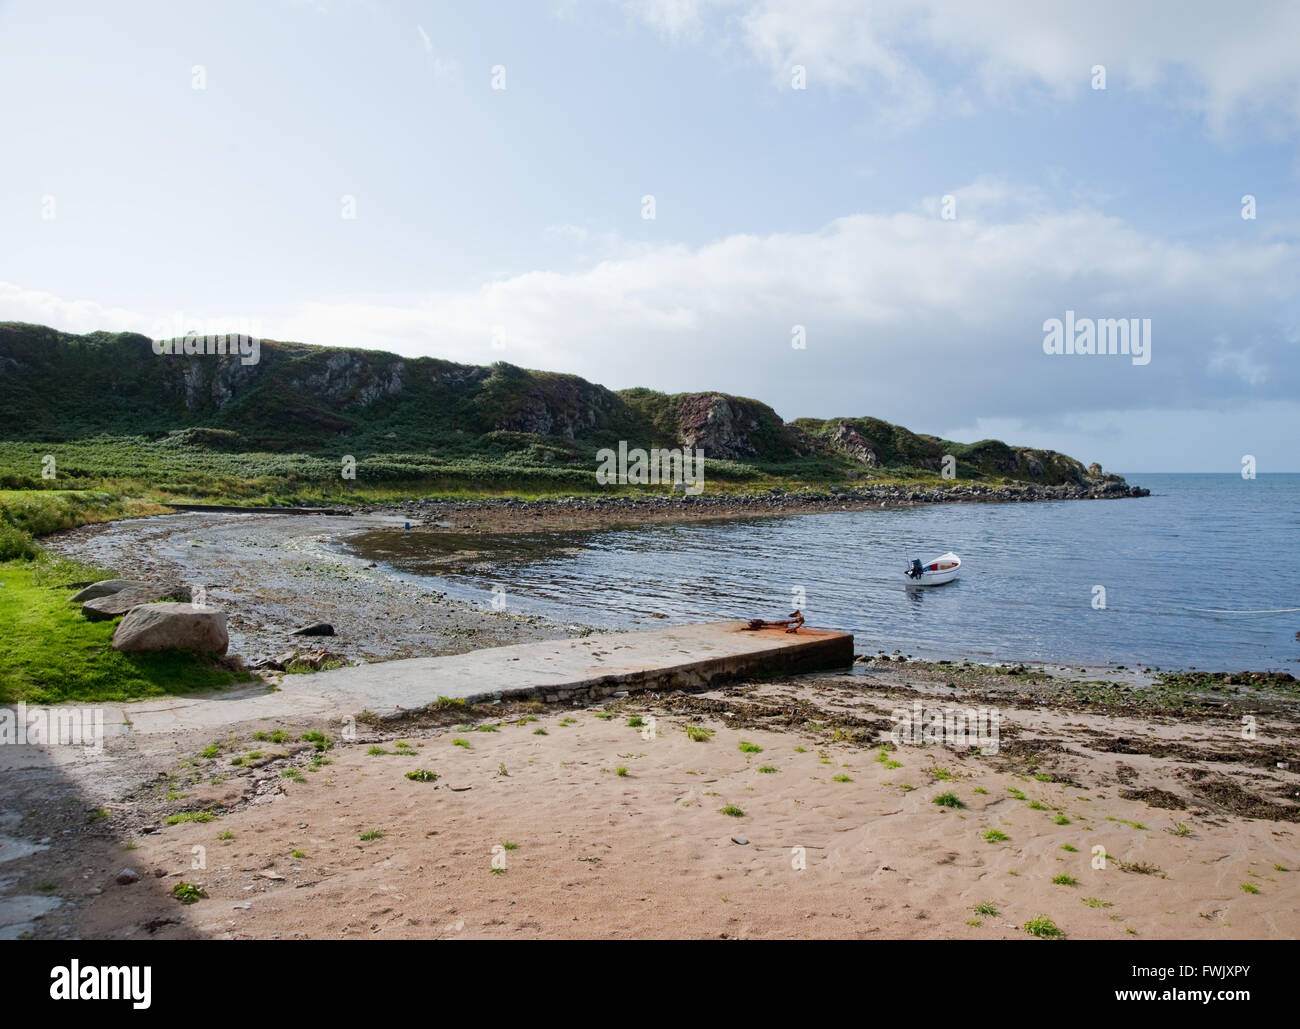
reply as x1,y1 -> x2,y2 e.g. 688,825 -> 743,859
905,552 -> 961,586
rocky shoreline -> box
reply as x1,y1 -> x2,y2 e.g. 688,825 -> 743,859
369,477 -> 1150,532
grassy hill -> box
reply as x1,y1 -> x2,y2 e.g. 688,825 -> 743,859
0,321 -> 1120,508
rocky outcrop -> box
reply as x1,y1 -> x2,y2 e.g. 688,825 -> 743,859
672,393 -> 796,460
827,420 -> 882,467
111,602 -> 229,654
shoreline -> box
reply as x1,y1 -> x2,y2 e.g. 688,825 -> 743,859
363,477 -> 1150,535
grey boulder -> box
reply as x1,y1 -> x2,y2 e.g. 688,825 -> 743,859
69,579 -> 146,603
82,583 -> 192,621
111,603 -> 229,654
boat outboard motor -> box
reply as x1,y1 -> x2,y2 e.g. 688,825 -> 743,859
907,559 -> 923,579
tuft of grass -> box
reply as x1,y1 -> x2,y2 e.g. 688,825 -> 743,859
300,730 -> 331,752
452,738 -> 471,749
973,902 -> 998,916
626,716 -> 645,728
405,769 -> 438,782
1061,843 -> 1078,852
359,829 -> 384,841
1052,814 -> 1070,825
1083,897 -> 1113,908
1006,787 -> 1026,800
1052,874 -> 1078,886
165,810 -> 213,825
685,726 -> 714,742
738,740 -> 763,754
367,745 -> 390,756
217,830 -> 234,840
1023,915 -> 1065,939
533,728 -> 548,735
719,804 -> 745,818
933,792 -> 964,808
615,765 -> 629,777
200,743 -> 220,759
983,828 -> 1010,843
1168,821 -> 1193,837
832,773 -> 853,783
291,849 -> 307,859
758,765 -> 778,774
1240,883 -> 1260,894
502,841 -> 519,851
172,882 -> 207,904
972,786 -> 988,795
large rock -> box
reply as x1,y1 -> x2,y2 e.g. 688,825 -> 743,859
82,583 -> 192,621
69,579 -> 146,603
111,603 -> 228,654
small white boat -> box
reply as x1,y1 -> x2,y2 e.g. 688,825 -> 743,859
905,551 -> 961,586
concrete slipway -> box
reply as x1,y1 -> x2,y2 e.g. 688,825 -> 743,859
48,622 -> 854,736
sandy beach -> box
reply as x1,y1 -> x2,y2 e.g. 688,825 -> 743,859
6,655 -> 1296,940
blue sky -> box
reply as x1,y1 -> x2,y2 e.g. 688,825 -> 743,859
2,0 -> 1298,471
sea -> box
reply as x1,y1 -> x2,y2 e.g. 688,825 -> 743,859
342,474 -> 1300,672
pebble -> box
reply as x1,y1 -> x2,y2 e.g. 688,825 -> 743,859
115,868 -> 140,885
731,836 -> 749,846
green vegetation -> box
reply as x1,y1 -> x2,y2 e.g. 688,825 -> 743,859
832,773 -> 853,783
738,740 -> 763,754
405,769 -> 438,782
719,804 -> 745,818
165,810 -> 214,824
973,902 -> 998,917
172,882 -> 207,904
1052,874 -> 1078,886
0,553 -> 251,704
359,829 -> 384,841
1023,915 -> 1065,939
983,829 -> 1010,843
685,726 -> 714,742
933,792 -> 964,809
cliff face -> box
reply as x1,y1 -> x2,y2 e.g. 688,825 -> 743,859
0,321 -> 1116,486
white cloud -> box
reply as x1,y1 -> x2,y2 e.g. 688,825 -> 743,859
621,0 -> 1300,136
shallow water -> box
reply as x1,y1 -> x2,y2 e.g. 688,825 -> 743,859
342,474 -> 1300,671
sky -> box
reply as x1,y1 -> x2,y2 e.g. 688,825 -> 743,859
2,0 -> 1298,472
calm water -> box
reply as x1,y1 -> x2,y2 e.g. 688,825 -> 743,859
344,475 -> 1300,671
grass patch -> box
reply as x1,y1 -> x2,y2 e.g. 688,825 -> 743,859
758,765 -> 778,774
738,740 -> 763,753
983,828 -> 1010,843
405,769 -> 438,782
685,726 -> 714,742
832,773 -> 853,783
359,829 -> 384,841
719,804 -> 745,818
1082,897 -> 1112,908
973,902 -> 998,916
933,792 -> 964,808
452,738 -> 471,749
164,810 -> 214,825
1240,882 -> 1260,894
1052,874 -> 1078,886
0,556 -> 251,704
